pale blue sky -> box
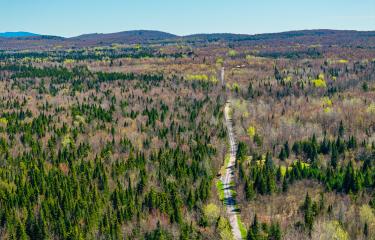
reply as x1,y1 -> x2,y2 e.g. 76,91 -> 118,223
1,0 -> 375,37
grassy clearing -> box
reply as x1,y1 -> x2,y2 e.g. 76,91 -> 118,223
216,179 -> 225,201
237,215 -> 247,239
220,154 -> 230,176
230,180 -> 235,187
229,181 -> 237,197
218,216 -> 235,240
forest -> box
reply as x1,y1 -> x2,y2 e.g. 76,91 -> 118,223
0,30 -> 374,239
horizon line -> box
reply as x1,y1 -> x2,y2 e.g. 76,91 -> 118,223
1,28 -> 375,39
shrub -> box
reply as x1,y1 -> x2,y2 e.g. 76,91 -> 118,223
204,203 -> 220,225
247,126 -> 256,138
312,79 -> 327,88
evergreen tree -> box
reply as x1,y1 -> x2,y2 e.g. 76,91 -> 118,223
248,214 -> 259,240
364,222 -> 368,238
284,141 -> 290,158
330,144 -> 338,169
278,148 -> 286,161
339,120 -> 345,137
282,178 -> 289,193
269,222 -> 281,240
265,152 -> 274,171
248,83 -> 254,99
245,180 -> 256,201
303,192 -> 314,233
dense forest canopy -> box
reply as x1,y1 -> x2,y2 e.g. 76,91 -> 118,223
0,30 -> 374,239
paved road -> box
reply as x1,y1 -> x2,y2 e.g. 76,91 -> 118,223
222,102 -> 242,240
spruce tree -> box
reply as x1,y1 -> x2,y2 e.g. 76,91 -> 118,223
330,144 -> 338,169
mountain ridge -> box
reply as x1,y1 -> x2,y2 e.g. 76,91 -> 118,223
2,29 -> 375,39
0,31 -> 41,38
1,29 -> 375,50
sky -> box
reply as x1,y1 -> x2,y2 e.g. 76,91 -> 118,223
1,0 -> 375,37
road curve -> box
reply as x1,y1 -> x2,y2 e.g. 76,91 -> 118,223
222,102 -> 242,240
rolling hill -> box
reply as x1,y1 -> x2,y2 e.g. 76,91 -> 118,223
71,30 -> 177,44
0,29 -> 375,50
0,31 -> 40,38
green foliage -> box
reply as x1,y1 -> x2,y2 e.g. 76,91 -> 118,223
0,117 -> 8,126
311,79 -> 327,88
0,62 -> 225,239
246,214 -> 281,240
237,131 -> 374,200
237,216 -> 248,239
247,126 -> 256,138
216,180 -> 225,201
204,203 -> 220,225
186,74 -> 218,84
228,50 -> 238,58
367,103 -> 375,114
253,134 -> 263,147
217,217 -> 234,240
312,221 -> 349,240
145,222 -> 173,240
216,57 -> 224,65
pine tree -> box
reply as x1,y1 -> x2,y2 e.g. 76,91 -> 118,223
248,83 -> 254,99
347,135 -> 357,149
187,189 -> 195,210
16,219 -> 28,240
274,66 -> 282,81
269,222 -> 281,240
265,152 -> 274,170
266,172 -> 276,194
284,141 -> 290,158
303,192 -> 311,210
319,193 -> 325,212
282,178 -> 289,193
303,192 -> 314,233
245,180 -> 256,201
278,148 -> 286,161
292,141 -> 302,155
330,144 -> 338,169
250,214 -> 259,238
339,120 -> 345,137
276,167 -> 282,182
343,161 -> 355,193
364,222 -> 369,238
320,135 -> 331,154
370,195 -> 375,210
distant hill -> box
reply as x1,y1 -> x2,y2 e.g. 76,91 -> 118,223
0,31 -> 41,38
183,30 -> 375,44
0,29 -> 375,50
182,33 -> 253,43
71,30 -> 178,45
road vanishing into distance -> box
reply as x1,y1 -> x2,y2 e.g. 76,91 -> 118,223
223,102 -> 242,240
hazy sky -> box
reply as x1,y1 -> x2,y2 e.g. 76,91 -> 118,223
1,0 -> 375,37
